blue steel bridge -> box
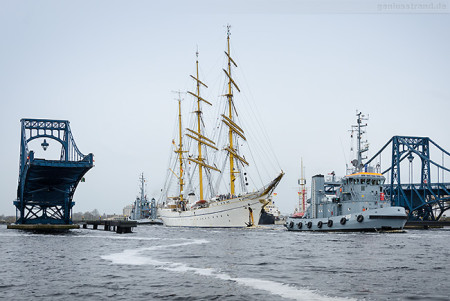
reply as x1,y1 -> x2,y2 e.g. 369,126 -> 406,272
14,119 -> 94,224
365,136 -> 450,221
324,136 -> 450,221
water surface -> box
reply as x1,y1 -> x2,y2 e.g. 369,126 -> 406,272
0,225 -> 448,300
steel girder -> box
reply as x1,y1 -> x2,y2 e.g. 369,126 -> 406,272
367,136 -> 450,221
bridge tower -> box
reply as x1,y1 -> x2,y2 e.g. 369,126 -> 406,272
15,119 -> 94,224
367,136 -> 450,220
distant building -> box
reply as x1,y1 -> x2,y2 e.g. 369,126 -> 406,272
123,205 -> 133,217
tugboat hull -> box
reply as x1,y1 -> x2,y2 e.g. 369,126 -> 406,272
285,207 -> 407,232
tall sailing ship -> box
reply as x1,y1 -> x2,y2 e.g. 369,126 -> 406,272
158,27 -> 284,227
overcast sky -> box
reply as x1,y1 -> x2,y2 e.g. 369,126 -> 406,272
1,0 -> 449,216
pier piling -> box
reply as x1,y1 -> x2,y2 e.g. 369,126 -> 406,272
80,220 -> 137,234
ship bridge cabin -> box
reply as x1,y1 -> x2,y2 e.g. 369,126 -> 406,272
341,172 -> 385,200
336,172 -> 390,213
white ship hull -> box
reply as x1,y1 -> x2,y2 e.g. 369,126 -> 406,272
158,195 -> 267,227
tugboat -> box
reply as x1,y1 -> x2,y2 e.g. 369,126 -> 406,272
285,112 -> 407,232
259,194 -> 281,224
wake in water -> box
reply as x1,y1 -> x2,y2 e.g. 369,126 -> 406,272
101,238 -> 353,301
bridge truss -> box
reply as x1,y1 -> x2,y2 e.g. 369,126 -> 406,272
15,119 -> 94,224
366,136 -> 450,221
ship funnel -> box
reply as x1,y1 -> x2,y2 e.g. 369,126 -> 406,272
311,174 -> 325,219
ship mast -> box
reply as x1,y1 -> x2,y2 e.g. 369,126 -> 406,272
174,93 -> 185,202
223,25 -> 248,196
351,111 -> 369,172
169,91 -> 188,203
187,51 -> 220,200
139,172 -> 145,207
300,159 -> 306,213
133,173 -> 146,220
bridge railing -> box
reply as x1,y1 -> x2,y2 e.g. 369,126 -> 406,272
19,119 -> 91,174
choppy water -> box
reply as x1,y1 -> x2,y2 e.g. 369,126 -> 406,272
0,225 -> 449,300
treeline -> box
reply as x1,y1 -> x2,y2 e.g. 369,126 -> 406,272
0,215 -> 15,223
0,209 -> 106,223
72,209 -> 101,221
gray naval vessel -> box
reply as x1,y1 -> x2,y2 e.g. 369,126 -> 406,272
286,112 -> 407,232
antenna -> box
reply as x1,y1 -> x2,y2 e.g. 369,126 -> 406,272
171,90 -> 186,102
226,24 -> 231,37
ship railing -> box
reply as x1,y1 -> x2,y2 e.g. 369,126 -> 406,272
325,176 -> 342,183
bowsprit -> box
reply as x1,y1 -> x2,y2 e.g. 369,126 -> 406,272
13,118 -> 94,226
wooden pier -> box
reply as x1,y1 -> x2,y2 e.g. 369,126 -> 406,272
80,220 -> 137,233
7,224 -> 80,231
